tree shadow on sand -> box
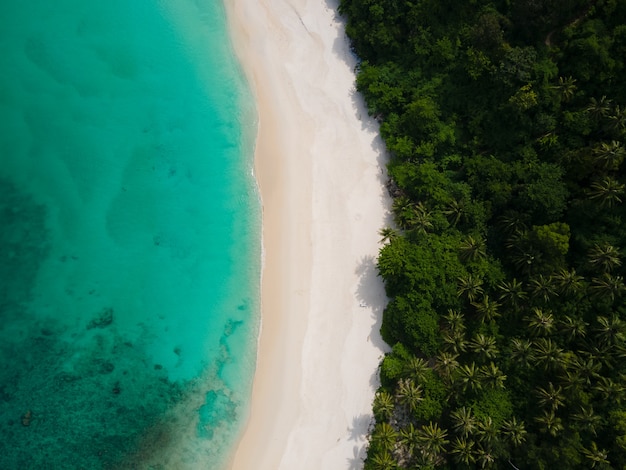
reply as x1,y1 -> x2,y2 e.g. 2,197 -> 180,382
355,255 -> 391,354
347,443 -> 368,470
323,0 -> 390,175
348,413 -> 374,442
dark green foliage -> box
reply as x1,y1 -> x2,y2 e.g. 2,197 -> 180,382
377,234 -> 464,307
379,345 -> 407,387
413,370 -> 446,421
468,388 -> 513,427
381,296 -> 441,357
341,0 -> 626,467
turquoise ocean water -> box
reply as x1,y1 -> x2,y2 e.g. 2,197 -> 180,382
0,0 -> 260,468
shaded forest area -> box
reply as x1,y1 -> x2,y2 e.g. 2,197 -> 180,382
338,0 -> 626,468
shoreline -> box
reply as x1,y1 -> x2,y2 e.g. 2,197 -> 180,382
225,0 -> 391,468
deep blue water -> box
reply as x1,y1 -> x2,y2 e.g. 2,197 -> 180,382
0,1 -> 260,468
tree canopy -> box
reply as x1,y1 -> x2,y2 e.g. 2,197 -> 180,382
339,0 -> 626,467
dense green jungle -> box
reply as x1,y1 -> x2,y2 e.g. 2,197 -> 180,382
338,0 -> 626,468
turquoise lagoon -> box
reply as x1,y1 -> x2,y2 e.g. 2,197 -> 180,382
0,0 -> 260,468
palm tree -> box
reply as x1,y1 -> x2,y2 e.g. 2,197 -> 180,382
434,351 -> 459,381
583,341 -> 613,368
442,329 -> 467,354
408,202 -> 434,235
471,295 -> 501,323
534,410 -> 564,436
469,334 -> 499,361
535,382 -> 565,411
459,362 -> 482,393
369,450 -> 398,470
525,308 -> 556,336
593,376 -> 626,403
581,442 -> 610,468
497,278 -> 527,308
450,436 -> 476,465
606,104 -> 626,134
553,268 -> 585,297
392,196 -> 414,229
588,243 -> 622,273
413,203 -> 433,235
498,212 -> 528,235
457,273 -> 484,303
373,390 -> 396,423
529,275 -> 559,304
412,451 -> 441,468
450,407 -> 477,437
560,315 -> 588,342
403,356 -> 430,383
594,314 -> 626,345
586,96 -> 612,121
417,422 -> 449,458
475,446 -> 496,469
506,230 -> 543,275
398,423 -> 420,460
614,342 -> 626,360
396,378 -> 423,413
371,422 -> 398,454
444,198 -> 465,226
509,246 -> 543,276
480,362 -> 507,389
591,273 -> 626,302
510,338 -> 533,368
559,369 -> 585,393
571,405 -> 602,436
593,140 -> 625,171
554,76 -> 577,102
476,416 -> 499,447
442,309 -> 465,332
379,227 -> 399,244
531,338 -> 566,371
459,235 -> 487,263
502,417 -> 527,446
587,176 -> 625,208
569,356 -> 602,385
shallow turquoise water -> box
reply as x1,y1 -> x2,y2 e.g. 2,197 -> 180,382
0,0 -> 260,468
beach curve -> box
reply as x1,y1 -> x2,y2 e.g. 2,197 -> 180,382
225,0 -> 392,468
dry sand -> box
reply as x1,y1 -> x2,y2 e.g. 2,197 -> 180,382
225,0 -> 391,468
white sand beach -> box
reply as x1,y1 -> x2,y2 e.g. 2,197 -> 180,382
225,0 -> 391,468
